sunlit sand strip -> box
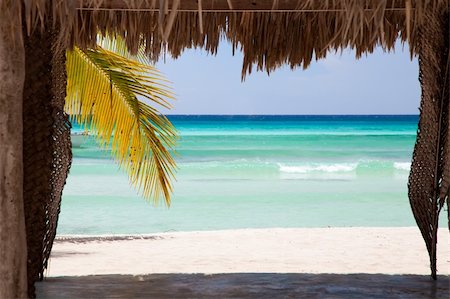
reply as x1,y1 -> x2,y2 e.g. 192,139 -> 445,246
46,227 -> 449,277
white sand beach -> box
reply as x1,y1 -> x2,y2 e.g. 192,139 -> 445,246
46,227 -> 450,277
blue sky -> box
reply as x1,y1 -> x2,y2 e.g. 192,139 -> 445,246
156,41 -> 420,115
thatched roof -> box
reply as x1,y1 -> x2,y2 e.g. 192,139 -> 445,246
2,0 -> 447,77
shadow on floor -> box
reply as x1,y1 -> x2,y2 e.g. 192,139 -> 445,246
36,273 -> 449,299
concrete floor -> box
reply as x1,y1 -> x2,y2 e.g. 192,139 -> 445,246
36,273 -> 449,298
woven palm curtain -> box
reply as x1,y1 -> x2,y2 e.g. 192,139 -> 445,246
408,7 -> 449,280
22,20 -> 72,298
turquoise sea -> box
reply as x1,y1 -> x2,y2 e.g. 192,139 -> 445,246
58,115 -> 440,235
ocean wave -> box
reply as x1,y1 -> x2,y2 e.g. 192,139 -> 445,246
176,160 -> 412,174
278,163 -> 356,173
393,162 -> 411,171
278,161 -> 411,174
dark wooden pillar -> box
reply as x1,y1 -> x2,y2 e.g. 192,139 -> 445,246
0,7 -> 28,299
408,5 -> 449,280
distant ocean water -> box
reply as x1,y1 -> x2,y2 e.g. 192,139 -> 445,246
57,115 -> 444,235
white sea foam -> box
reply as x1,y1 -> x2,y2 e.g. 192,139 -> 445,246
278,163 -> 357,173
279,161 -> 412,174
394,162 -> 411,171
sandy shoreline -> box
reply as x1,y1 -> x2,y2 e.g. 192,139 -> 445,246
46,227 -> 449,277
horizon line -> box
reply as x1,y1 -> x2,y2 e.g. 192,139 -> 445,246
164,114 -> 420,116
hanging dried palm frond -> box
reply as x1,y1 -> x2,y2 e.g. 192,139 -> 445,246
22,20 -> 72,298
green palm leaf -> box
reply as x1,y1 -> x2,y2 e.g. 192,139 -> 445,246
65,41 -> 177,205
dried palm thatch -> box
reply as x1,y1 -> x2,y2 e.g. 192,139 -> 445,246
60,0 -> 448,79
1,0 -> 447,78
0,0 -> 448,287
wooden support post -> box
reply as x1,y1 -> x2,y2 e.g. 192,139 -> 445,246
0,9 -> 28,299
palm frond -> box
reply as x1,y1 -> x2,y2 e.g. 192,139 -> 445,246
65,43 -> 177,205
97,35 -> 148,64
